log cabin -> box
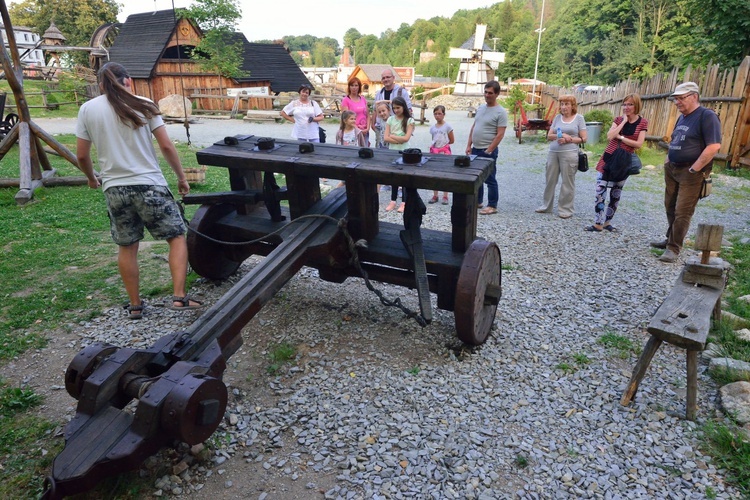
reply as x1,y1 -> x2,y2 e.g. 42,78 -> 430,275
106,9 -> 309,111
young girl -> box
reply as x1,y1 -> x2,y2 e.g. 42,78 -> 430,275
374,101 -> 391,150
335,110 -> 366,147
384,96 -> 415,212
428,105 -> 454,205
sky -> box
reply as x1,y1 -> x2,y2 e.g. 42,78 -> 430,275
117,0 -> 496,46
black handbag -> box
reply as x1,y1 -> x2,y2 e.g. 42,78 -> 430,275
628,153 -> 642,176
577,143 -> 589,172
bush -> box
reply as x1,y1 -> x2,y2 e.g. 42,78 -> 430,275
584,109 -> 613,133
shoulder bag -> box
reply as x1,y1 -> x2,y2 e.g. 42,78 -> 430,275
577,143 -> 589,172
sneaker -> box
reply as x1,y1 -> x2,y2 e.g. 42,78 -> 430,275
535,207 -> 551,213
649,239 -> 668,249
658,249 -> 678,263
380,185 -> 391,192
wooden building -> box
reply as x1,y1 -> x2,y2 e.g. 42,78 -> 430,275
107,10 -> 308,111
347,64 -> 406,97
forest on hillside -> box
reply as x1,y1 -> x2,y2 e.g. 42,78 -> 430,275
273,0 -> 750,86
7,0 -> 749,87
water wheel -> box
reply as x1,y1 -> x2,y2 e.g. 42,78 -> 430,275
454,240 -> 502,345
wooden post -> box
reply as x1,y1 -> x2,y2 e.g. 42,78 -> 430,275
621,335 -> 663,406
686,350 -> 699,420
693,224 -> 723,264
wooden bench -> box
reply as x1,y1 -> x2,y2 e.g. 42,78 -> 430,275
621,225 -> 727,420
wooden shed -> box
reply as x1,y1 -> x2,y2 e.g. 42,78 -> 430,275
106,9 -> 309,111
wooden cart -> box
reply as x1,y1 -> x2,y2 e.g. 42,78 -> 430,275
513,100 -> 555,144
43,136 -> 502,498
189,136 -> 502,345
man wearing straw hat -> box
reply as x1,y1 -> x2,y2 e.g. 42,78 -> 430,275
650,81 -> 721,263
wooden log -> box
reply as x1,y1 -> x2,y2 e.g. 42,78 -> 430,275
686,350 -> 699,420
647,270 -> 724,350
28,120 -> 79,168
0,122 -> 19,157
621,335 -> 663,406
16,121 -> 31,191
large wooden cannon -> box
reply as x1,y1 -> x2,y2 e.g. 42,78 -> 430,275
43,136 -> 501,497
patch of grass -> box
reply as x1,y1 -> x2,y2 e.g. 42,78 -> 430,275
406,366 -> 420,375
0,381 -> 58,498
556,362 -> 575,374
700,421 -> 750,496
514,454 -> 529,468
572,352 -> 591,366
724,240 -> 750,323
598,331 -> 638,359
0,386 -> 41,416
266,342 -> 297,375
708,321 -> 750,365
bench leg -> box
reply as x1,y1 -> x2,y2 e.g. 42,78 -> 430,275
621,335 -> 662,406
686,350 -> 699,421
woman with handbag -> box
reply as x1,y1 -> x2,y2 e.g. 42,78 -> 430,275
280,83 -> 324,142
535,95 -> 587,219
585,94 -> 648,232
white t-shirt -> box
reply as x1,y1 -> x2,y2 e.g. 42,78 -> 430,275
282,99 -> 322,140
76,95 -> 167,192
430,122 -> 454,148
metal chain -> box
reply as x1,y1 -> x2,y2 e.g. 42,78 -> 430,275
179,203 -> 427,327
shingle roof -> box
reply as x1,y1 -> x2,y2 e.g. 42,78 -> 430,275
355,64 -> 402,83
108,9 -> 178,78
107,10 -> 308,93
225,33 -> 309,93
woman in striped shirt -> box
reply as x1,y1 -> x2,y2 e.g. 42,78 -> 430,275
586,94 -> 648,232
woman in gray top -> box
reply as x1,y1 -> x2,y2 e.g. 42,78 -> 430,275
536,95 -> 587,219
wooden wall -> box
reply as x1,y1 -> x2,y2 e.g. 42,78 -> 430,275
131,60 -> 273,111
540,56 -> 750,168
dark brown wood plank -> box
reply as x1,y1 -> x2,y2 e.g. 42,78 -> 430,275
196,137 -> 492,194
647,270 -> 724,350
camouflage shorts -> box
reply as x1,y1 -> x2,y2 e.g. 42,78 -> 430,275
104,185 -> 186,246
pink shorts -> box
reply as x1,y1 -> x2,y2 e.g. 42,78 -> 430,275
430,145 -> 452,155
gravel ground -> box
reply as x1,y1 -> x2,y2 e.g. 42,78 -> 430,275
25,114 -> 750,498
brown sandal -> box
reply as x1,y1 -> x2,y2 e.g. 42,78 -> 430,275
168,295 -> 204,310
125,303 -> 144,320
479,206 -> 497,215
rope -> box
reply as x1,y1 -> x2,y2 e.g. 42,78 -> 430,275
180,203 -> 427,327
171,0 -> 191,145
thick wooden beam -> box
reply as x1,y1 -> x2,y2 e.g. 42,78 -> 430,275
621,335 -> 663,407
29,120 -> 79,168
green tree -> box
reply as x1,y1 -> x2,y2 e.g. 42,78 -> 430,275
685,0 -> 750,66
8,0 -> 119,66
181,0 -> 247,89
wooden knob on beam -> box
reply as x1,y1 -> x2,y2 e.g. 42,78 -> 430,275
693,224 -> 724,264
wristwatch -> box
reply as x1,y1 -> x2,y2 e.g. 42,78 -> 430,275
617,135 -> 624,141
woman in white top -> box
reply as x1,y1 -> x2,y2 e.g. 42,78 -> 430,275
280,83 -> 324,142
535,95 -> 588,219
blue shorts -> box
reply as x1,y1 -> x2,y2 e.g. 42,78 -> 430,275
104,185 -> 186,246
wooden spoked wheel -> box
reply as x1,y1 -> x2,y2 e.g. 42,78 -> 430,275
187,204 -> 242,280
454,240 -> 502,345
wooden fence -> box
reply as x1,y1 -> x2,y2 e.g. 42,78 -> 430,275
540,56 -> 750,169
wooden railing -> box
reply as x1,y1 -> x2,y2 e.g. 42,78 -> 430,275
540,56 -> 750,168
